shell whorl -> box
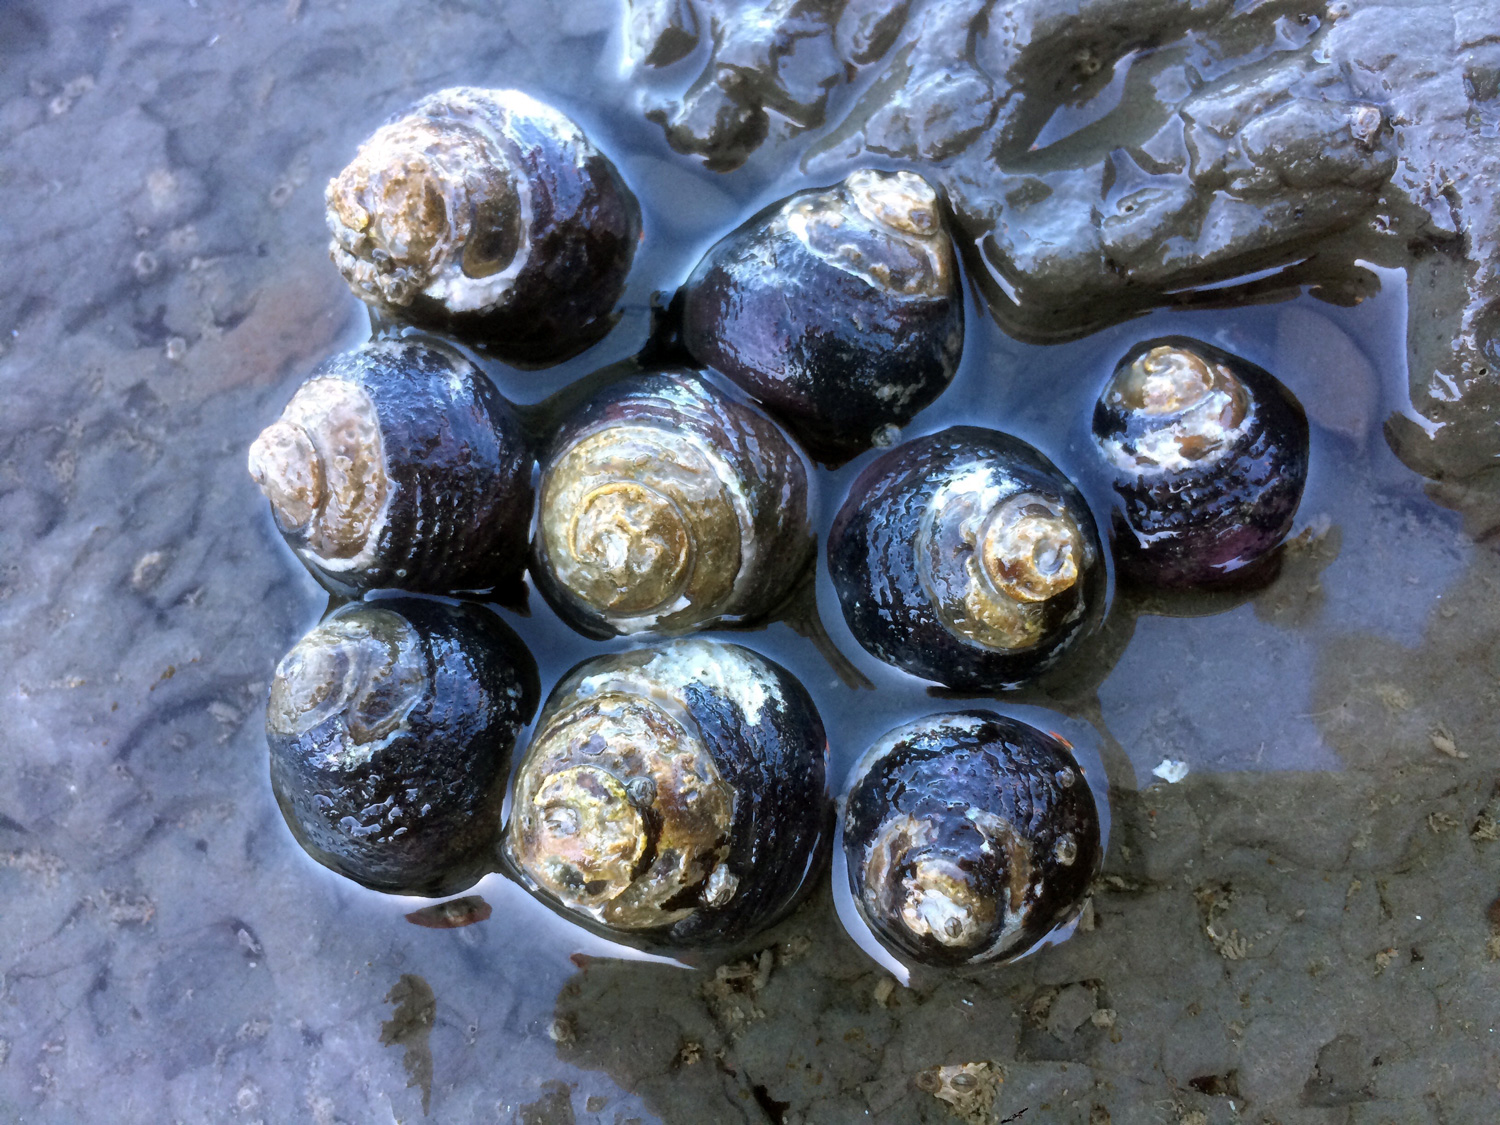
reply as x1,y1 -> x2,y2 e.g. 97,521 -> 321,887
326,88 -> 544,315
510,688 -> 735,929
1099,343 -> 1252,473
785,169 -> 953,298
267,608 -> 425,761
539,425 -> 744,626
828,427 -> 1105,689
841,711 -> 1101,967
248,377 -> 388,565
535,372 -> 811,636
918,469 -> 1087,653
507,640 -> 805,934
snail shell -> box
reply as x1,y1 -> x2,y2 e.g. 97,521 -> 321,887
326,88 -> 640,365
680,169 -> 964,461
267,598 -> 539,896
827,427 -> 1107,690
841,710 -> 1102,968
1092,336 -> 1309,588
503,640 -> 829,947
532,369 -> 814,637
247,339 -> 533,598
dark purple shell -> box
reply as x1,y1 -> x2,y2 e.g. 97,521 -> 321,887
1092,336 -> 1309,588
827,427 -> 1107,690
680,170 -> 964,462
249,340 -> 534,599
842,710 -> 1102,968
267,598 -> 539,897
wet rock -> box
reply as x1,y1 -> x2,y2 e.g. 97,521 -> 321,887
1044,983 -> 1097,1040
624,0 -> 699,69
629,0 -> 1500,482
639,0 -> 859,167
946,50 -> 1395,342
1300,1033 -> 1372,1107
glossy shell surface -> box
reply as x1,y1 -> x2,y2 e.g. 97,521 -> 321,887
827,427 -> 1106,690
1092,336 -> 1310,587
842,710 -> 1101,968
503,640 -> 829,947
681,169 -> 964,461
248,340 -> 534,598
532,369 -> 813,637
327,88 -> 640,365
267,598 -> 539,896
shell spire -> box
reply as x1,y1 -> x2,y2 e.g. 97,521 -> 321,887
248,340 -> 533,598
267,599 -> 539,897
327,88 -> 640,365
828,427 -> 1106,690
841,710 -> 1102,968
532,369 -> 814,638
1092,336 -> 1309,587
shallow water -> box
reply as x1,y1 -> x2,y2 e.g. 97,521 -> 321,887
3,2 -> 1497,1123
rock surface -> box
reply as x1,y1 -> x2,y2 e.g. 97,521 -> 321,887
630,0 -> 1500,484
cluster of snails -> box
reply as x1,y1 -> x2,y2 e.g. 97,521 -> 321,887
252,87 -> 1310,971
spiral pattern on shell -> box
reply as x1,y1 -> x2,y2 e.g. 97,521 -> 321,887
267,598 -> 538,896
248,340 -> 534,597
1092,336 -> 1309,588
841,710 -> 1102,968
680,168 -> 964,462
828,427 -> 1106,690
533,369 -> 813,637
503,640 -> 829,946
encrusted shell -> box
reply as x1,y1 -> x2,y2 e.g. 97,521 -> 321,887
841,710 -> 1101,968
1092,336 -> 1309,588
248,339 -> 533,598
532,369 -> 814,637
326,88 -> 640,365
681,169 -> 964,461
502,639 -> 829,947
267,598 -> 539,896
827,427 -> 1107,690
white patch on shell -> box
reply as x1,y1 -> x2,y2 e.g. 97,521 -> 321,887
576,639 -> 783,726
1100,429 -> 1232,476
703,862 -> 739,907
326,87 -> 603,317
961,808 -> 1034,963
413,89 -> 552,314
268,610 -> 425,770
927,464 -> 1006,520
1099,355 -> 1251,475
781,169 -> 952,298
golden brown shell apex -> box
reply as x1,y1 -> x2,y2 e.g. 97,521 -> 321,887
503,640 -> 830,947
533,371 -> 812,638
